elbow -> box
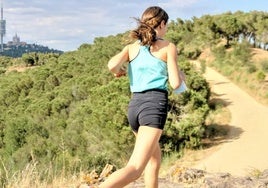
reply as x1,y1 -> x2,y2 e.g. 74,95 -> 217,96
171,84 -> 179,90
170,80 -> 182,90
107,63 -> 113,72
107,61 -> 117,73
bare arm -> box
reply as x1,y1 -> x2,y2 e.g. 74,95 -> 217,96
108,45 -> 129,77
166,42 -> 182,89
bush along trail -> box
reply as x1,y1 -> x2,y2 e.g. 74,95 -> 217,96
79,66 -> 268,188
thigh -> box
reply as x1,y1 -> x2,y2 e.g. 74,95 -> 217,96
127,126 -> 162,170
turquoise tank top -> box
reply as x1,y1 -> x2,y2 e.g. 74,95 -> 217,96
128,45 -> 168,92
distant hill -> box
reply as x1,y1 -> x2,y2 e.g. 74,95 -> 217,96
0,43 -> 63,57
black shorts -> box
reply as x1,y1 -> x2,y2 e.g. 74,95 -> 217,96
127,89 -> 168,132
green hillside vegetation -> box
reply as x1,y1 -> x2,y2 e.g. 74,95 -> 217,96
0,35 -> 210,186
166,10 -> 268,104
0,10 -> 267,187
0,43 -> 63,58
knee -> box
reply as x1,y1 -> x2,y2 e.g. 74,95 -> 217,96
126,165 -> 144,181
147,159 -> 161,172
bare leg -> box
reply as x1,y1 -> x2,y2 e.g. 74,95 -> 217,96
144,143 -> 161,188
99,126 -> 162,188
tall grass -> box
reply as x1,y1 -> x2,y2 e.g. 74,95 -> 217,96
1,158 -> 115,188
1,161 -> 83,188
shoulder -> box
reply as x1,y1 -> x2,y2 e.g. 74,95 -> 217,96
166,41 -> 177,55
128,41 -> 141,61
166,41 -> 176,50
119,43 -> 135,57
128,41 -> 140,49
154,39 -> 176,50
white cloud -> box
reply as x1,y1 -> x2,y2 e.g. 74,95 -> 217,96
6,7 -> 44,15
159,0 -> 201,9
1,0 -> 267,52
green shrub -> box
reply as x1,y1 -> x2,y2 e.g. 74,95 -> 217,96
223,65 -> 235,76
247,64 -> 257,73
211,45 -> 226,60
162,61 -> 210,151
261,60 -> 268,73
0,67 -> 6,74
184,48 -> 202,59
256,71 -> 266,81
231,42 -> 252,65
200,59 -> 206,74
0,56 -> 12,68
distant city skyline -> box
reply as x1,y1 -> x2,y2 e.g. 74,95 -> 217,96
6,33 -> 27,46
2,0 -> 268,52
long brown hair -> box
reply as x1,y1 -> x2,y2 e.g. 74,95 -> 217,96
130,6 -> 169,46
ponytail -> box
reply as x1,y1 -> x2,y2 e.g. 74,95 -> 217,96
130,19 -> 157,46
129,6 -> 169,46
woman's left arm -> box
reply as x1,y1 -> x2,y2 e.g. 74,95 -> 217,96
167,42 -> 182,89
108,45 -> 129,77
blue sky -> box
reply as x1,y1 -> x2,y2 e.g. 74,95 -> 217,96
2,0 -> 268,52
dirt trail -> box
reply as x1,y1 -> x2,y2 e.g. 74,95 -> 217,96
193,66 -> 268,176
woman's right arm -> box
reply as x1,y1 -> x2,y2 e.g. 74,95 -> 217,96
108,45 -> 129,77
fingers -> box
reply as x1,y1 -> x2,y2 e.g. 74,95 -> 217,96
114,68 -> 126,77
114,72 -> 126,77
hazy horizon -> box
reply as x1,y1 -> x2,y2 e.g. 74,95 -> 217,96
2,0 -> 268,52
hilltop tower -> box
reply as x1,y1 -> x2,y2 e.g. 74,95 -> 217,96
0,1 -> 6,52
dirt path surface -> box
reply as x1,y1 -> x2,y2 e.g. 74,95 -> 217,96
193,66 -> 268,176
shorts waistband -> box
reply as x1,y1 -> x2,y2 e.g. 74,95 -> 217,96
133,88 -> 168,94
